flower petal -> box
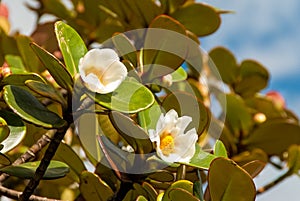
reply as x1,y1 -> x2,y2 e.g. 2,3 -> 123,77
174,128 -> 198,162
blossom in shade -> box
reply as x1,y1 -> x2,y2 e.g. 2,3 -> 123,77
149,109 -> 198,163
79,48 -> 127,94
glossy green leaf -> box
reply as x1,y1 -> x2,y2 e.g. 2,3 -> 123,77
112,33 -> 138,67
182,144 -> 217,170
223,94 -> 253,136
162,92 -> 210,135
159,0 -> 187,13
109,111 -> 153,154
166,188 -> 200,201
143,15 -> 187,80
162,180 -> 194,201
79,171 -> 113,201
0,73 -> 45,87
242,160 -> 266,178
25,80 -> 66,106
4,55 -> 26,73
31,42 -> 73,92
92,78 -> 155,113
138,100 -> 162,132
214,140 -> 228,158
3,85 -> 66,129
0,110 -> 26,153
231,149 -> 268,166
0,160 -> 69,179
55,21 -> 87,77
208,157 -> 256,201
171,66 -> 188,82
171,3 -> 221,36
142,182 -> 158,201
234,60 -> 269,97
209,47 -> 239,85
15,35 -> 44,73
242,120 -> 300,155
287,145 -> 300,174
0,117 -> 9,143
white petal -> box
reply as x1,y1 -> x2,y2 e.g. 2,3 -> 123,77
80,49 -> 119,73
176,116 -> 192,136
148,129 -> 159,142
82,73 -> 105,93
101,60 -> 127,91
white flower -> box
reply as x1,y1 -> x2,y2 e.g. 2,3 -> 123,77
149,109 -> 198,163
79,48 -> 128,94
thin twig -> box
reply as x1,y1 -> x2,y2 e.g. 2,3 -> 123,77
0,185 -> 61,201
0,130 -> 55,184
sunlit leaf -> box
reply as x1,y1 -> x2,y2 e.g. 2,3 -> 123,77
208,157 -> 256,201
0,153 -> 11,166
138,100 -> 162,132
55,21 -> 87,77
171,66 -> 188,82
3,85 -> 66,129
214,140 -> 228,158
4,54 -> 26,73
0,160 -> 69,179
79,171 -> 113,201
0,117 -> 9,143
0,73 -> 45,87
91,77 -> 155,113
0,110 -> 26,153
162,180 -> 194,201
242,160 -> 266,178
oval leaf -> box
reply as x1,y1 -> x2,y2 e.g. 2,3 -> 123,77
214,140 -> 228,158
242,160 -> 266,178
0,110 -> 26,153
55,21 -> 87,77
0,117 -> 9,143
0,160 -> 69,179
0,73 -> 46,87
79,171 -> 114,201
171,3 -> 221,36
31,42 -> 73,92
3,85 -> 66,129
91,78 -> 155,113
208,157 -> 256,201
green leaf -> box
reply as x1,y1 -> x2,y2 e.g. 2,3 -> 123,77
0,153 -> 11,166
112,33 -> 138,67
148,170 -> 174,182
138,100 -> 162,132
162,92 -> 210,135
136,196 -> 148,201
171,3 -> 221,36
54,142 -> 87,178
159,0 -> 187,14
3,85 -> 66,129
25,80 -> 66,106
31,43 -> 73,92
0,110 -> 26,153
42,0 -> 74,20
171,66 -> 188,82
0,73 -> 45,87
0,117 -> 9,143
91,78 -> 155,113
208,157 -> 256,201
55,21 -> 87,77
242,120 -> 300,155
234,60 -> 269,97
222,94 -> 253,136
15,35 -> 44,73
142,182 -> 158,201
4,55 -> 26,73
231,149 -> 268,166
182,144 -> 217,170
79,171 -> 114,201
214,140 -> 228,158
109,111 -> 153,154
242,160 -> 266,178
143,15 -> 187,80
0,160 -> 69,179
162,180 -> 194,201
209,47 -> 239,85
165,188 -> 200,201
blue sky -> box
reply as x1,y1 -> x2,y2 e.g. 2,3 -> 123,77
3,0 -> 300,200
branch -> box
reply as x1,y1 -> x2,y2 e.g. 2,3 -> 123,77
19,126 -> 68,201
0,185 -> 62,201
0,130 -> 55,183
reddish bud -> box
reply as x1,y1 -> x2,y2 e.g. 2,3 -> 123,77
266,90 -> 286,109
0,3 -> 9,19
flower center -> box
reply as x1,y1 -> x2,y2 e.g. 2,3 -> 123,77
85,67 -> 107,85
160,133 -> 175,156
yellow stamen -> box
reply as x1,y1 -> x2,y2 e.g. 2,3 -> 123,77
160,133 -> 175,156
